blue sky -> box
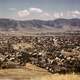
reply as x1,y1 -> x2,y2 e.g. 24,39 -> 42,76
0,0 -> 80,20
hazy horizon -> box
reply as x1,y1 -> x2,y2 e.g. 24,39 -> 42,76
0,17 -> 80,21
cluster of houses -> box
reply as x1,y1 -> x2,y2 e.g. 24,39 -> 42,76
0,34 -> 80,73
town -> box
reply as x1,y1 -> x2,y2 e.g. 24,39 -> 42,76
0,32 -> 80,73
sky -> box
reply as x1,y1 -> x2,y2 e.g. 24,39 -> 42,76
0,0 -> 80,20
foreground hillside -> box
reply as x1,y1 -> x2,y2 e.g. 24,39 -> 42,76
0,63 -> 50,80
0,64 -> 80,80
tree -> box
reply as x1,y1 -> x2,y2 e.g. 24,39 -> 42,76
18,50 -> 30,66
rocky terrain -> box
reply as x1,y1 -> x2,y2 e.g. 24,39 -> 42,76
0,32 -> 80,73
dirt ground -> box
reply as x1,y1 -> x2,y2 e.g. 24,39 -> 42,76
0,63 -> 80,80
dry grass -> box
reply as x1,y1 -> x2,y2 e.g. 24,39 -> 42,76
0,63 -> 49,80
0,69 -> 47,80
39,74 -> 80,80
0,63 -> 80,80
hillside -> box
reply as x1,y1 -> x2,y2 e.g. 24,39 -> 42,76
0,18 -> 80,32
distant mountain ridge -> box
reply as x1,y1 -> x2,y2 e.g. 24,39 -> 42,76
0,18 -> 80,32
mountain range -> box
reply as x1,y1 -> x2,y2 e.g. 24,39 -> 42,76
0,18 -> 80,32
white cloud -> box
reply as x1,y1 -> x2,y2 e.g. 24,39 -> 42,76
15,10 -> 80,20
53,13 -> 61,18
72,14 -> 77,17
41,12 -> 51,17
72,10 -> 80,15
40,12 -> 53,20
17,10 -> 30,17
60,12 -> 64,17
52,11 -> 80,19
66,10 -> 80,18
71,11 -> 80,18
52,12 -> 64,19
29,8 -> 43,13
42,12 -> 51,17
